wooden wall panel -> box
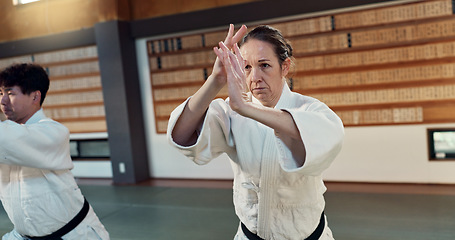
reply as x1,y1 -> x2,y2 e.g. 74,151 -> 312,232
147,0 -> 455,133
0,0 -> 120,42
0,0 -> 259,43
0,45 -> 107,133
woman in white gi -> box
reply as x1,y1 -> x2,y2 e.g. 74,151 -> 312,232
167,24 -> 344,240
0,63 -> 110,239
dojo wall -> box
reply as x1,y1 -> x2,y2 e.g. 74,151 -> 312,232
137,38 -> 455,184
2,0 -> 455,184
0,0 -> 258,183
135,0 -> 455,184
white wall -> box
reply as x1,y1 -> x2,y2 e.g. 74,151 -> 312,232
136,38 -> 455,184
72,161 -> 113,178
323,124 -> 455,184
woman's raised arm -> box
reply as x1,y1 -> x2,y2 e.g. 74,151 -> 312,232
171,24 -> 247,146
215,41 -> 307,167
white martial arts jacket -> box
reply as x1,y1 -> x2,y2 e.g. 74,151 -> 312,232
0,109 -> 109,240
168,84 -> 344,240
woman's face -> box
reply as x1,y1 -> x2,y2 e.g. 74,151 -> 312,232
240,39 -> 290,108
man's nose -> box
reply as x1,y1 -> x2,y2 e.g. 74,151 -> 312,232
0,94 -> 8,105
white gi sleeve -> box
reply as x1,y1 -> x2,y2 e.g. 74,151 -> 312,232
167,98 -> 235,165
0,119 -> 73,170
280,100 -> 344,175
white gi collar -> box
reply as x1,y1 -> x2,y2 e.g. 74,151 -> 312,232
274,83 -> 293,110
25,108 -> 46,125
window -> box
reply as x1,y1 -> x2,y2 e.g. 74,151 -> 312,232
70,139 -> 110,159
428,129 -> 455,161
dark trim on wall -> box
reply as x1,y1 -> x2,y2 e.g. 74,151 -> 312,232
0,28 -> 95,59
131,0 -> 398,38
95,20 -> 150,184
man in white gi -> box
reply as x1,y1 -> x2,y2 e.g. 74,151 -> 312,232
0,63 -> 110,239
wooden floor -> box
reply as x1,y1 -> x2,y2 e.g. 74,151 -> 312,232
76,178 -> 455,195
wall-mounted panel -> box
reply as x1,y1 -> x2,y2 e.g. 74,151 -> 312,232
0,45 -> 107,133
147,0 -> 455,133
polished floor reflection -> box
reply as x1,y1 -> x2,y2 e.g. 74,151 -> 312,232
0,180 -> 454,240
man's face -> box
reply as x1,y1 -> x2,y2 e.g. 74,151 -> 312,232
0,85 -> 37,124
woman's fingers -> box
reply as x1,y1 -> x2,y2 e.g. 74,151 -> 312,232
223,24 -> 247,48
231,25 -> 247,46
232,43 -> 248,93
217,42 -> 246,93
213,46 -> 223,60
231,44 -> 244,72
218,42 -> 241,77
223,24 -> 235,46
217,41 -> 250,112
213,24 -> 247,74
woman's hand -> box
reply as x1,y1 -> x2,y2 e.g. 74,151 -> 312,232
214,41 -> 252,115
210,24 -> 247,87
171,24 -> 247,146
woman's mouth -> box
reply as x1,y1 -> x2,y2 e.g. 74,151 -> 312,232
252,87 -> 266,91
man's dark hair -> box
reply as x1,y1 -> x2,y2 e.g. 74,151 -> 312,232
0,63 -> 49,106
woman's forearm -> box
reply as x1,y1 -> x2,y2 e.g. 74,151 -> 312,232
241,103 -> 301,140
239,103 -> 306,166
171,75 -> 224,146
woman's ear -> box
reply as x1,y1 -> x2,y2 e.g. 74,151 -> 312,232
281,58 -> 291,77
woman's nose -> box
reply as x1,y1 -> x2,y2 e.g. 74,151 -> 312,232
250,68 -> 261,82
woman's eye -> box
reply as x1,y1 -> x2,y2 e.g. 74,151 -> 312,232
245,65 -> 252,71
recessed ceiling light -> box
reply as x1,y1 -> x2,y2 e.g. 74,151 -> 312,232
12,0 -> 41,5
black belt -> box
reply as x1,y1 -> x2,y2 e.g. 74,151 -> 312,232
26,198 -> 90,240
241,211 -> 325,240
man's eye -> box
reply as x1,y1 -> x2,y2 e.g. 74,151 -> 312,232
261,63 -> 270,68
245,65 -> 252,70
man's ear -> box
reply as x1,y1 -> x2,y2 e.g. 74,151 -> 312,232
32,91 -> 41,104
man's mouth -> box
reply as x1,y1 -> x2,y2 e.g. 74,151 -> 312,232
1,108 -> 10,114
